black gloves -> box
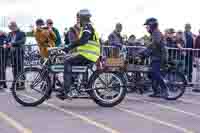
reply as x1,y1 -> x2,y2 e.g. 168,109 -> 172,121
63,47 -> 70,53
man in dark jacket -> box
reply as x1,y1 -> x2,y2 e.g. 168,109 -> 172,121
140,18 -> 168,98
184,24 -> 194,82
108,23 -> 123,47
7,21 -> 26,90
47,19 -> 62,47
108,23 -> 123,57
0,30 -> 8,89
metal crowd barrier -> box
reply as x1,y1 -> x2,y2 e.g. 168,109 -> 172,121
0,45 -> 40,86
166,47 -> 200,85
1,44 -> 200,87
101,45 -> 200,86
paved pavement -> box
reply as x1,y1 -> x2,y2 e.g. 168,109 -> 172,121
1,67 -> 200,133
0,88 -> 200,133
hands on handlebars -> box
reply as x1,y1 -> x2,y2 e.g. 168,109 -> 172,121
47,44 -> 71,54
62,46 -> 70,53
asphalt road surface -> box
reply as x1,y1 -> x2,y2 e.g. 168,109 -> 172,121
0,87 -> 200,133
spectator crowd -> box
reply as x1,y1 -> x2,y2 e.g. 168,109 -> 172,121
0,16 -> 200,91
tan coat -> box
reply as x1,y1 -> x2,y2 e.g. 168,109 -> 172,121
34,29 -> 56,58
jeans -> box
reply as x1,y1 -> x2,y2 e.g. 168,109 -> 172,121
64,54 -> 92,93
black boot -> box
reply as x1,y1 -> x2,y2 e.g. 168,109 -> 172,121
2,83 -> 7,89
0,85 -> 4,91
160,88 -> 169,99
149,85 -> 161,98
56,87 -> 71,100
56,92 -> 67,100
149,93 -> 161,98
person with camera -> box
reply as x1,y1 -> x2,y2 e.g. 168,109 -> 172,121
139,18 -> 168,98
34,19 -> 56,59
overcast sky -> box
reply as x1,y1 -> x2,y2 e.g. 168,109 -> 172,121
0,0 -> 199,38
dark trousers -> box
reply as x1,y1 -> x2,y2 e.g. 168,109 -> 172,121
11,48 -> 25,87
151,60 -> 167,93
185,53 -> 193,82
0,48 -> 9,87
64,55 -> 92,92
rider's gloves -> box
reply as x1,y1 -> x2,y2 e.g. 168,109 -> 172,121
63,47 -> 70,53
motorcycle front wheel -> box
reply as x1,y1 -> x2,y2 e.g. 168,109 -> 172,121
88,71 -> 126,107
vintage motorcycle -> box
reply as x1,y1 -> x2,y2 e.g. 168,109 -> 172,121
12,47 -> 127,107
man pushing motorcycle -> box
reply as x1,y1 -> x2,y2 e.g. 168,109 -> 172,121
138,18 -> 169,98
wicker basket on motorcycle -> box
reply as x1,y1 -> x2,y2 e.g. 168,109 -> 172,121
105,58 -> 125,67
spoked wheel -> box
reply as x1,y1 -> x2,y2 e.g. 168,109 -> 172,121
12,67 -> 51,106
89,71 -> 126,107
163,71 -> 187,100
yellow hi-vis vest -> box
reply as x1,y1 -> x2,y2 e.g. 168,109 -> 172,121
77,27 -> 100,62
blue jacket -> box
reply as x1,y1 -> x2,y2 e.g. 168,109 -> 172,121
0,34 -> 7,46
7,29 -> 26,47
184,31 -> 193,48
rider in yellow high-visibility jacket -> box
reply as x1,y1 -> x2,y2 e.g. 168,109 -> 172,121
57,9 -> 100,99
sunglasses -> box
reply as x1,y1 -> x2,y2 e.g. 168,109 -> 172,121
47,22 -> 53,25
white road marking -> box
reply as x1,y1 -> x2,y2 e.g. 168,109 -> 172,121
127,96 -> 200,119
0,112 -> 32,133
180,98 -> 200,105
117,107 -> 194,133
21,94 -> 120,133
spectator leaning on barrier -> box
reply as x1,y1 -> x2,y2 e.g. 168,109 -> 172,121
0,30 -> 8,89
7,21 -> 26,90
176,30 -> 185,49
164,28 -> 177,61
164,28 -> 177,47
184,23 -> 194,82
46,19 -> 62,47
108,23 -> 123,57
174,30 -> 186,72
126,35 -> 137,63
127,34 -> 136,45
34,19 -> 56,58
